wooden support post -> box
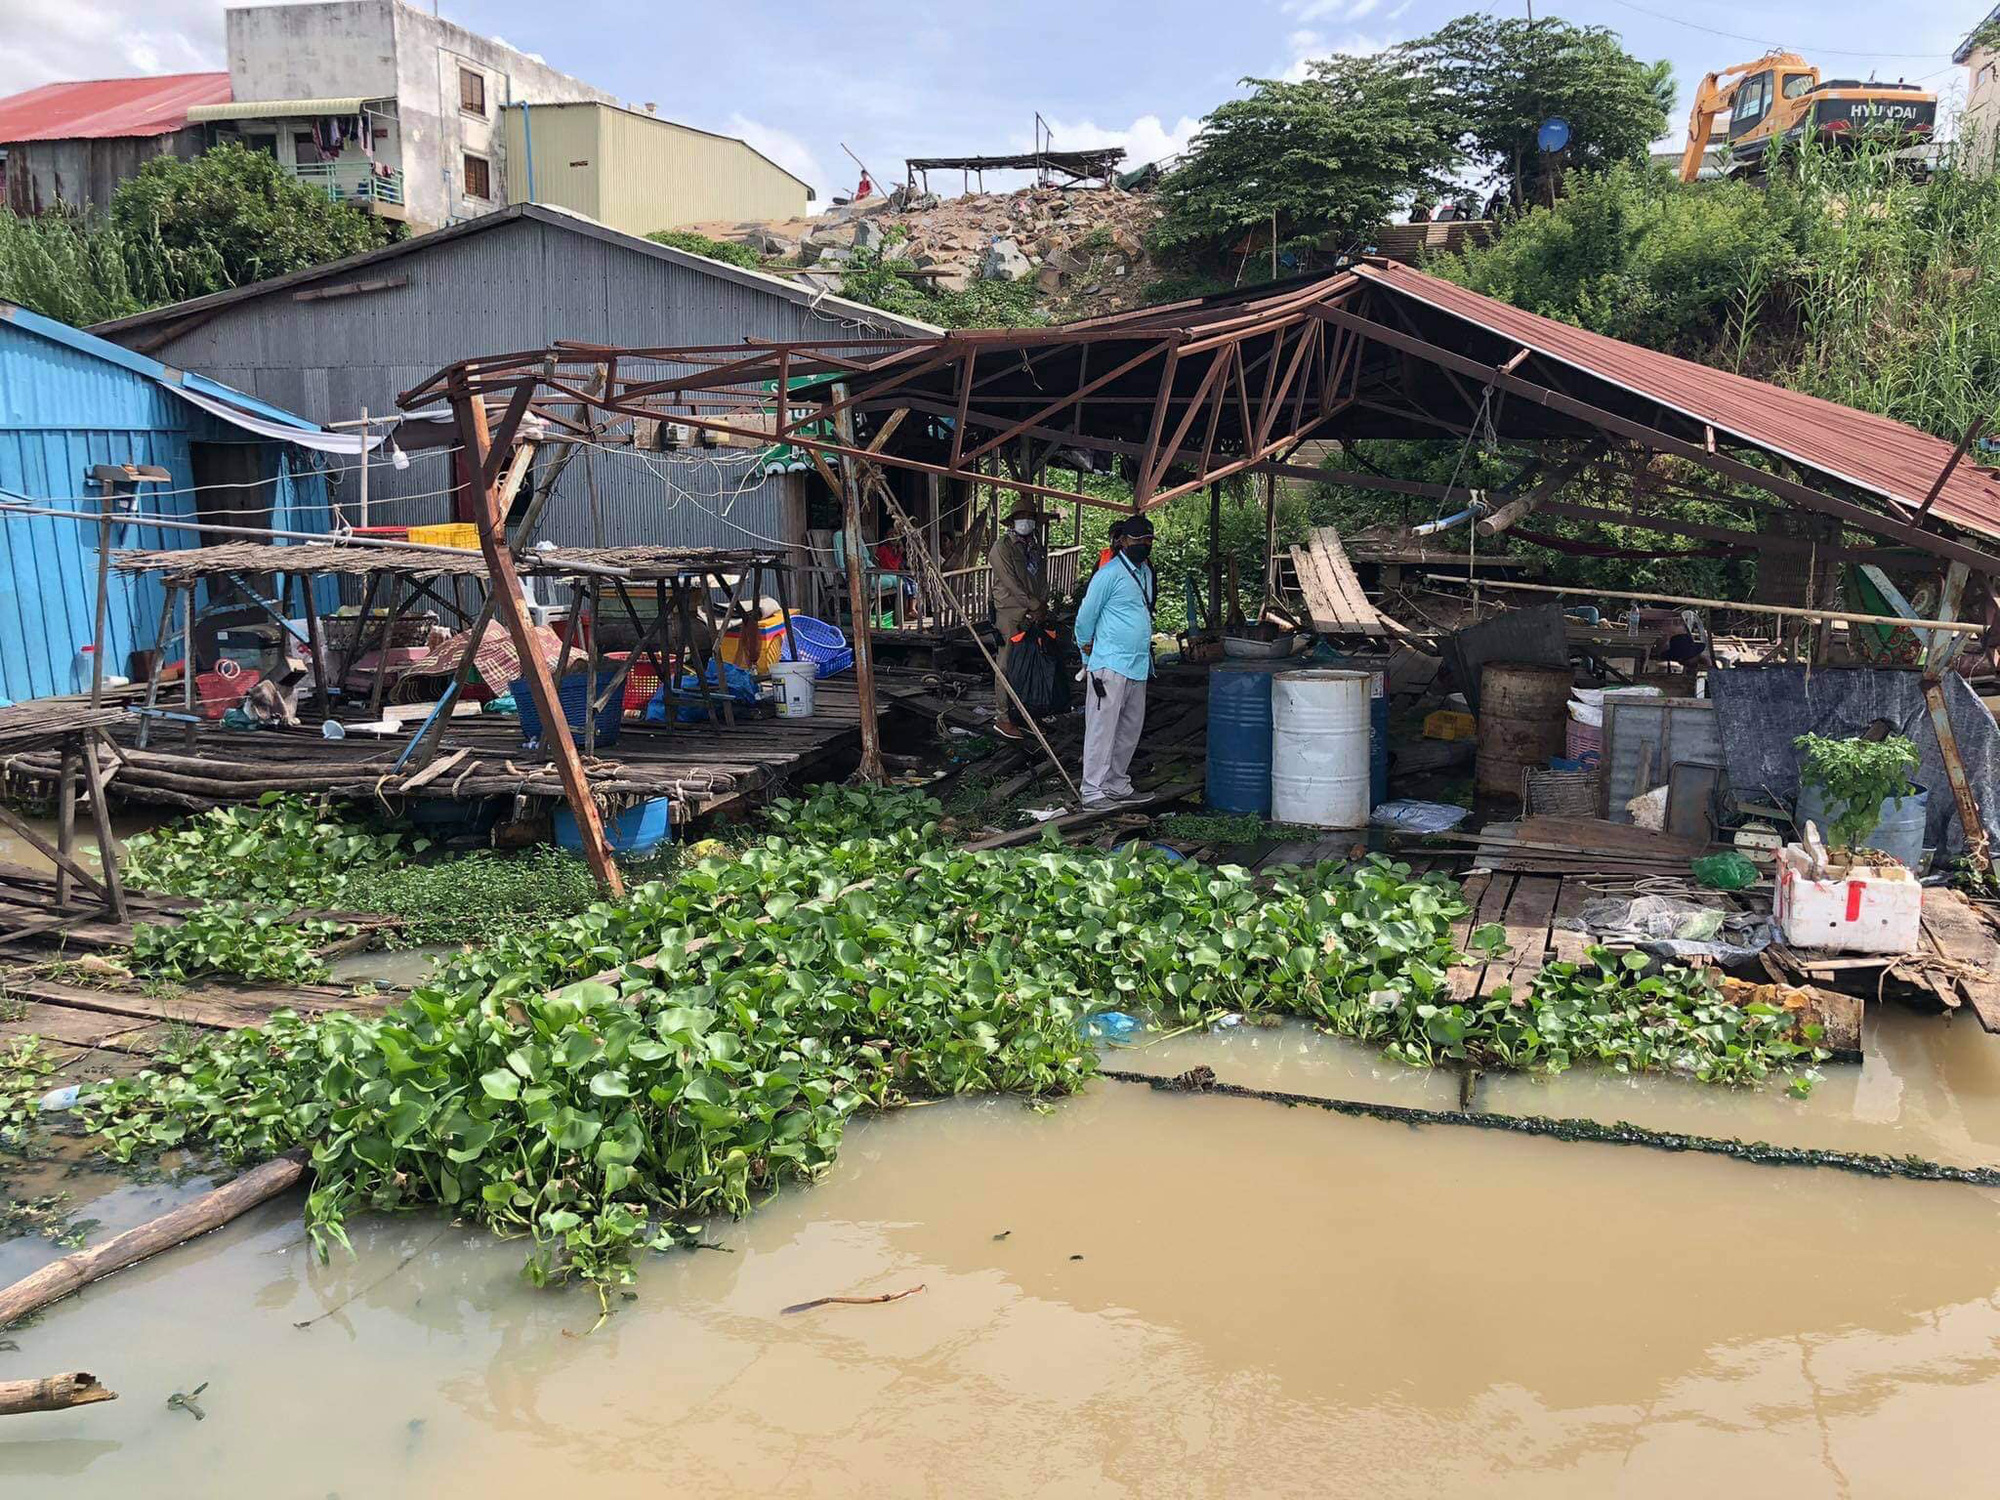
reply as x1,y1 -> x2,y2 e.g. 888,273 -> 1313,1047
54,742 -> 77,911
1262,471 -> 1279,604
298,573 -> 331,723
830,385 -> 884,784
135,582 -> 176,751
180,583 -> 196,752
80,730 -> 126,923
1926,678 -> 1992,878
1206,483 -> 1223,633
447,374 -> 623,898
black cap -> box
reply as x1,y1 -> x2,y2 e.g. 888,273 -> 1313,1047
1122,514 -> 1156,540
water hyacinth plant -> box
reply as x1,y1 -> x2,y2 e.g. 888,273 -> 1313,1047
77,786 -> 1825,1292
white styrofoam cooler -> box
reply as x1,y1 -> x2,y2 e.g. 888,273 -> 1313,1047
1773,843 -> 1922,955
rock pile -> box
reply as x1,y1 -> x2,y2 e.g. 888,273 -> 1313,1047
685,183 -> 1165,317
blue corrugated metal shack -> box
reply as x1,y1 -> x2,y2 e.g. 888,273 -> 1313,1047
0,302 -> 340,705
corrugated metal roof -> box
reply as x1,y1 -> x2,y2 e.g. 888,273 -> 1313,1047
0,302 -> 335,442
0,73 -> 230,143
1356,260 -> 2000,547
91,203 -> 939,340
185,97 -> 379,122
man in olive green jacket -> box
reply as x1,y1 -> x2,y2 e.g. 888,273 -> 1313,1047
989,497 -> 1050,739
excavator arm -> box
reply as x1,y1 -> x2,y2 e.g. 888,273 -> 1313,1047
1681,52 -> 1808,182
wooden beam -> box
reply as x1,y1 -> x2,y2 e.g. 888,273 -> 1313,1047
1423,575 -> 1983,633
447,373 -> 623,898
1475,457 -> 1588,537
830,385 -> 885,784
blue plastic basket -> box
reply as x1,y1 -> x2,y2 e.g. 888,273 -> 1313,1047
554,797 -> 671,855
779,616 -> 847,674
509,672 -> 625,749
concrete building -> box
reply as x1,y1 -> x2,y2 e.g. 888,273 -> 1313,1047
187,0 -> 615,230
0,73 -> 231,214
91,204 -> 934,569
1958,8 -> 2000,174
504,101 -> 813,235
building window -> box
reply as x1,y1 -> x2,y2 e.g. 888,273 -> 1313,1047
459,67 -> 486,117
462,152 -> 491,200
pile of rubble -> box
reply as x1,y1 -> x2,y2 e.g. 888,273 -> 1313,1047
686,183 -> 1165,317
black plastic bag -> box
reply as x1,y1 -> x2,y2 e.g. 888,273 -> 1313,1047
1004,624 -> 1071,720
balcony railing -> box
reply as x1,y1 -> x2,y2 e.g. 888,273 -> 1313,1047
288,160 -> 404,210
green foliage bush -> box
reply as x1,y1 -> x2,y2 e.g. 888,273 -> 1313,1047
644,229 -> 762,270
1,143 -> 394,326
835,244 -> 1046,329
1153,54 -> 1463,265
1794,733 -> 1920,854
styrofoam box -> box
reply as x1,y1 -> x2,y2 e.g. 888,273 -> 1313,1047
1773,843 -> 1922,955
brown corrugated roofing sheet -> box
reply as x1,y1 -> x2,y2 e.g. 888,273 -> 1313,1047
1356,260 -> 2000,548
0,73 -> 230,143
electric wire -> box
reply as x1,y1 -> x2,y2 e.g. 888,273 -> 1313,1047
1597,0 -> 1952,62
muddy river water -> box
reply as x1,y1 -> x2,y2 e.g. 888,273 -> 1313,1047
6,1006 -> 2000,1496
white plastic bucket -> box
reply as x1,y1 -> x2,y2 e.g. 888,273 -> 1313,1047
772,659 -> 817,718
1270,669 -> 1372,828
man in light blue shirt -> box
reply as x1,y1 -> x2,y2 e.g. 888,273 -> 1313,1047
1072,514 -> 1156,808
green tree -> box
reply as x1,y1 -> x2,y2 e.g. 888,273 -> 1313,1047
1403,15 -> 1673,211
1152,53 -> 1463,268
109,142 -> 394,304
645,228 -> 761,270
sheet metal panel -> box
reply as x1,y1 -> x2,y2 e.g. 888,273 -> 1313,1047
1358,261 -> 2000,548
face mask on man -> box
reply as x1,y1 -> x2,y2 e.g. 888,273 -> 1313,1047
1012,518 -> 1036,536
1124,541 -> 1153,566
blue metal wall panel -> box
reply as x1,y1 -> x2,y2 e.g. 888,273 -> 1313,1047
0,319 -> 333,705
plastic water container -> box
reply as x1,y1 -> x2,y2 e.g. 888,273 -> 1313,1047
1796,785 -> 1929,871
1270,669 -> 1372,828
554,797 -> 672,856
1206,661 -> 1284,815
772,659 -> 818,718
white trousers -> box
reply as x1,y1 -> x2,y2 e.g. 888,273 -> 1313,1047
1081,668 -> 1146,804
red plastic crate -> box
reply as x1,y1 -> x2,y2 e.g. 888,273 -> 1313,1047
604,652 -> 664,713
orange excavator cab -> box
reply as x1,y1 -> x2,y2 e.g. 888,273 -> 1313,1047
1680,49 -> 1937,182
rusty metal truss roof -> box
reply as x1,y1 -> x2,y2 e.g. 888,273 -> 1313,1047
399,260 -> 2000,575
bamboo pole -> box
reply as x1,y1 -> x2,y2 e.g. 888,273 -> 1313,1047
1419,575 -> 1985,635
0,1372 -> 117,1417
0,1150 -> 307,1328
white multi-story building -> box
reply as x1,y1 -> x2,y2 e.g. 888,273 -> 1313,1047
186,0 -> 614,230
1957,7 -> 2000,174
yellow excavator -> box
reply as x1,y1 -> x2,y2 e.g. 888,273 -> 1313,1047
1680,52 -> 1937,182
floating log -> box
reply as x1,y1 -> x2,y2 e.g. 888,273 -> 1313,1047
0,1149 -> 308,1328
0,1371 -> 118,1416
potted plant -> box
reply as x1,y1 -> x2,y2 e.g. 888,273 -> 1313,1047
1793,732 -> 1923,869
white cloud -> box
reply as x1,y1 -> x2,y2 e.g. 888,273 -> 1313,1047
1024,113 -> 1203,170
0,0 -> 228,93
726,113 -> 829,199
1280,0 -> 1386,21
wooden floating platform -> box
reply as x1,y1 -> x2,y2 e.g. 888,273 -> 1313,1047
0,684 -> 876,822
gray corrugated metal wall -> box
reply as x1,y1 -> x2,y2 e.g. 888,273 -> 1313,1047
113,215 -> 901,550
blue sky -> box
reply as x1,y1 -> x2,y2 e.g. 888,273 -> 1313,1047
1,0 -> 1984,197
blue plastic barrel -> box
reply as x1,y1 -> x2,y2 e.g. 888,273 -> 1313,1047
1206,661 -> 1286,815
554,797 -> 673,856
1323,654 -> 1389,807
